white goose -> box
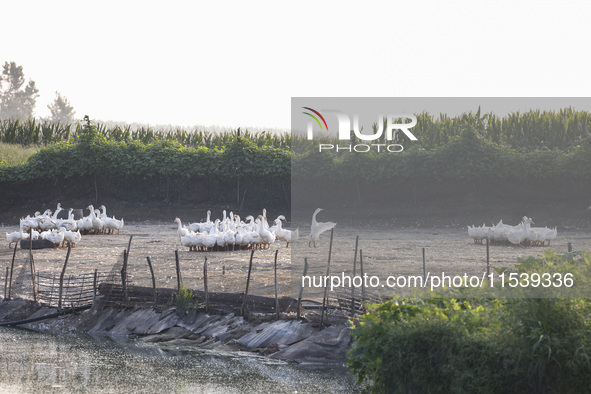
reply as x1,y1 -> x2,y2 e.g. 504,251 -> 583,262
76,211 -> 94,233
235,227 -> 247,249
274,219 -> 298,248
530,222 -> 558,246
258,216 -> 276,248
506,217 -> 534,245
216,220 -> 227,250
181,232 -> 203,252
61,208 -> 78,231
308,208 -> 336,247
37,209 -> 56,231
45,228 -> 65,248
21,215 -> 39,230
243,216 -> 254,231
189,210 -> 213,233
100,205 -> 124,234
203,220 -> 220,251
6,222 -> 29,248
61,228 -> 82,247
224,221 -> 236,250
269,215 -> 286,233
174,217 -> 190,238
51,203 -> 63,221
88,205 -> 104,234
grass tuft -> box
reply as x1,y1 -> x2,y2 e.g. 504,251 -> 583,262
0,142 -> 40,165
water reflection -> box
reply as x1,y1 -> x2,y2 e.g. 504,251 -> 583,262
0,328 -> 356,393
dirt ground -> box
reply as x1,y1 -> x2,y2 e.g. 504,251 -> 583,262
2,210 -> 590,303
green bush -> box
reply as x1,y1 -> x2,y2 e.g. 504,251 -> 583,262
348,253 -> 591,393
176,284 -> 198,315
2,115 -> 591,207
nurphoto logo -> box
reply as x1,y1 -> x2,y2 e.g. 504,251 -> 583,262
302,107 -> 418,153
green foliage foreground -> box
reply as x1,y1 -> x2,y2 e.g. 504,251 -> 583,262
348,252 -> 591,393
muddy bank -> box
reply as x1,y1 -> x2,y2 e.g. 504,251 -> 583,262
0,298 -> 351,365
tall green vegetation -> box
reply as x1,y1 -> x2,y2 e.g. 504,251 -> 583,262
0,142 -> 40,166
1,109 -> 590,207
291,107 -> 591,153
0,117 -> 291,149
1,108 -> 589,151
0,117 -> 290,207
347,252 -> 591,393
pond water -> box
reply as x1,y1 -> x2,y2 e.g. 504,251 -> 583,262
0,328 -> 357,393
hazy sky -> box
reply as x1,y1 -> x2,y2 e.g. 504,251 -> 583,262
3,1 -> 590,130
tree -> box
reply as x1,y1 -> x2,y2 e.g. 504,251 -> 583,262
0,61 -> 39,120
47,91 -> 76,124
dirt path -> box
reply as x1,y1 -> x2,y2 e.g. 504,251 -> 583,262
2,221 -> 589,302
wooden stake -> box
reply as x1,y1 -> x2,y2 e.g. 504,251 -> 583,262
360,248 -> 365,302
93,268 -> 98,304
4,266 -> 9,300
146,256 -> 157,305
203,257 -> 209,313
7,244 -> 17,300
122,249 -> 128,306
58,245 -> 72,309
241,249 -> 255,316
297,258 -> 309,320
486,238 -> 490,278
29,230 -> 37,302
175,249 -> 182,290
320,228 -> 335,328
351,236 -> 359,316
274,249 -> 279,320
422,247 -> 426,283
126,235 -> 133,257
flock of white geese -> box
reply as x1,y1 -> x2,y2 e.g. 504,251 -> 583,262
5,206 -> 566,251
176,207 -> 337,252
468,216 -> 557,246
5,203 -> 124,249
5,205 -> 337,252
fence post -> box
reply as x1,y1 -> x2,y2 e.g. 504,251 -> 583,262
359,249 -> 365,302
121,250 -> 128,306
29,232 -> 38,302
320,228 -> 335,328
203,257 -> 209,313
58,245 -> 72,309
4,267 -> 9,300
127,235 -> 133,257
274,249 -> 279,320
241,249 -> 255,316
93,269 -> 98,304
175,250 -> 182,291
297,258 -> 309,320
486,238 -> 490,278
351,236 -> 359,316
7,245 -> 17,300
146,257 -> 157,305
422,247 -> 426,284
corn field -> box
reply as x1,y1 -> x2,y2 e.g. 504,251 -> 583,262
1,108 -> 590,151
0,118 -> 291,150
292,107 -> 591,152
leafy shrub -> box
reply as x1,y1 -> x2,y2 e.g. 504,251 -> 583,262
348,253 -> 591,393
176,284 -> 198,315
